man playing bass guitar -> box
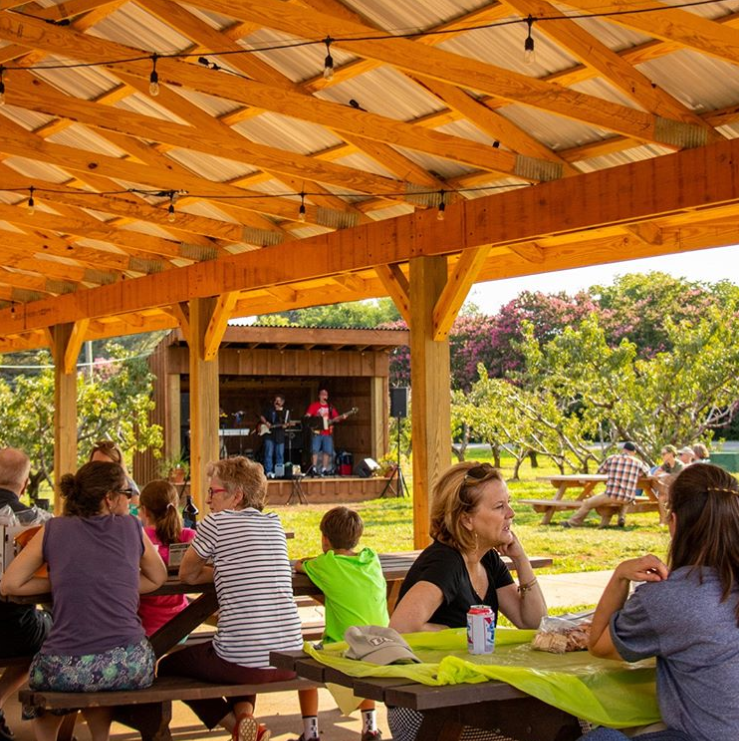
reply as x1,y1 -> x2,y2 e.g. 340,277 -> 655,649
305,387 -> 357,476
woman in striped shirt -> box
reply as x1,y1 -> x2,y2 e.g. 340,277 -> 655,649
158,457 -> 312,741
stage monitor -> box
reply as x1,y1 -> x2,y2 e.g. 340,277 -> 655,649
354,458 -> 380,478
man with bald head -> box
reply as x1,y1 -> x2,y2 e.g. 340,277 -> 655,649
0,448 -> 51,741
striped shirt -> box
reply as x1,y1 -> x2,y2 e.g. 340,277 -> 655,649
598,453 -> 651,503
192,508 -> 302,667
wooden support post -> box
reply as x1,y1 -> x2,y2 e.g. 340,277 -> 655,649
409,256 -> 451,548
188,297 -> 220,511
51,323 -> 78,514
165,374 -> 181,460
370,376 -> 386,461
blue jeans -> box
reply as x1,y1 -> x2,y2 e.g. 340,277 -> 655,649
262,438 -> 284,474
579,729 -> 693,741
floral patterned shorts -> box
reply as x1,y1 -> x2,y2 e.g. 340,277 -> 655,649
30,638 -> 155,693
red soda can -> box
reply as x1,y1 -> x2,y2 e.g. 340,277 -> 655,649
467,605 -> 495,654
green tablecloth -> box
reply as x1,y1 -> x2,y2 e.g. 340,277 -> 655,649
305,627 -> 661,728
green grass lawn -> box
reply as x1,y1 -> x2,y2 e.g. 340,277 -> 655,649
274,449 -> 670,574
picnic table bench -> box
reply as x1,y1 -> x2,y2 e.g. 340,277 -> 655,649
520,474 -> 660,526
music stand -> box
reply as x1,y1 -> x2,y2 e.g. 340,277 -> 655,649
380,415 -> 409,498
287,472 -> 307,505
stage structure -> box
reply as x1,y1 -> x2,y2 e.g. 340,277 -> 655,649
134,324 -> 409,503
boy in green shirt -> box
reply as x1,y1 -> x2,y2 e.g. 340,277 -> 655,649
296,506 -> 388,741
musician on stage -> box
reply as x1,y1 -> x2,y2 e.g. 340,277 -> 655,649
259,394 -> 289,478
305,387 -> 341,477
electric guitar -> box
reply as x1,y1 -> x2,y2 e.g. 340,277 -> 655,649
257,420 -> 298,436
307,407 -> 359,434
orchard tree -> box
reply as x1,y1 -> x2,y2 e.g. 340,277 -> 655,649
0,345 -> 163,501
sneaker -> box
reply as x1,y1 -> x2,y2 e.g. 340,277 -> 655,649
617,516 -> 626,527
362,731 -> 382,741
257,725 -> 271,741
561,521 -> 574,528
234,715 -> 260,741
0,710 -> 14,741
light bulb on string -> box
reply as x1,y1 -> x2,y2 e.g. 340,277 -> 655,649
10,302 -> 16,319
0,66 -> 6,106
298,192 -> 307,222
167,191 -> 176,223
27,186 -> 35,216
437,190 -> 446,221
323,37 -> 334,80
524,15 -> 536,65
149,54 -> 160,97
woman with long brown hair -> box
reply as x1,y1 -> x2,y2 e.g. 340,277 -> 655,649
582,463 -> 739,741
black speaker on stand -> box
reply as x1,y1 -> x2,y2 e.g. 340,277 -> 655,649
382,387 -> 409,497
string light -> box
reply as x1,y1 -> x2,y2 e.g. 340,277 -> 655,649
149,54 -> 160,97
298,192 -> 307,222
10,302 -> 16,319
437,190 -> 446,221
0,66 -> 5,106
524,15 -> 536,65
323,37 -> 334,80
27,186 -> 35,216
167,191 -> 176,222
0,0 -> 725,79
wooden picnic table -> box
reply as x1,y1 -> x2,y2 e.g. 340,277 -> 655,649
520,474 -> 660,526
271,648 -> 581,741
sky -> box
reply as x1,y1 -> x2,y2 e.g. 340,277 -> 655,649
467,244 -> 739,315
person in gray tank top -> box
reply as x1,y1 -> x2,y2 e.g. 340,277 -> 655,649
0,461 -> 166,741
582,463 -> 739,741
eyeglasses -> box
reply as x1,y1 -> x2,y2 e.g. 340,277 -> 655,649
208,487 -> 228,497
115,488 -> 134,499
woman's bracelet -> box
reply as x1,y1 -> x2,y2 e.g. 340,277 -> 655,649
517,577 -> 538,595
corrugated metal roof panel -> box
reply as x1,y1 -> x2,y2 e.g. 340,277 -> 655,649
233,112 -> 344,154
570,78 -> 647,111
497,103 -> 609,150
164,148 -> 259,181
333,152 -> 403,180
341,0 -> 489,33
574,143 -> 673,172
639,49 -> 739,112
315,66 -> 445,120
47,123 -> 129,157
115,93 -> 192,125
87,3 -> 192,53
33,62 -> 121,100
388,146 -> 474,179
169,85 -> 244,117
2,157 -> 71,184
239,28 -> 356,84
0,105 -> 55,131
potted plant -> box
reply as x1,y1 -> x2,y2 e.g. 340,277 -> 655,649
157,453 -> 190,484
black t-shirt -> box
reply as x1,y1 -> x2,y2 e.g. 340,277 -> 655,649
397,540 -> 514,628
261,406 -> 288,444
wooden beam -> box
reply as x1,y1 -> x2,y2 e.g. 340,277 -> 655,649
52,323 -> 77,514
558,0 -> 739,67
433,246 -> 490,340
203,291 -> 239,360
185,0 -> 708,147
409,256 -> 451,549
509,243 -> 546,262
375,264 -> 411,325
2,138 -> 739,336
166,302 -> 191,346
502,0 -> 718,137
64,319 -> 90,374
0,14 -> 557,181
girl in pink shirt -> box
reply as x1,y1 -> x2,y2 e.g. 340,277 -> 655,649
137,480 -> 196,635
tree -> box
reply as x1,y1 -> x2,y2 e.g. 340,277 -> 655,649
255,297 -> 401,328
0,344 -> 163,501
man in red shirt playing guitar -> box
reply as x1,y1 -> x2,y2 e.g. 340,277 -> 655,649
304,387 -> 357,476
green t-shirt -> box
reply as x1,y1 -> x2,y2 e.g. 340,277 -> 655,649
303,547 -> 389,643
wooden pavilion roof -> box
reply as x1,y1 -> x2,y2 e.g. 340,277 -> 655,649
1,0 -> 739,353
